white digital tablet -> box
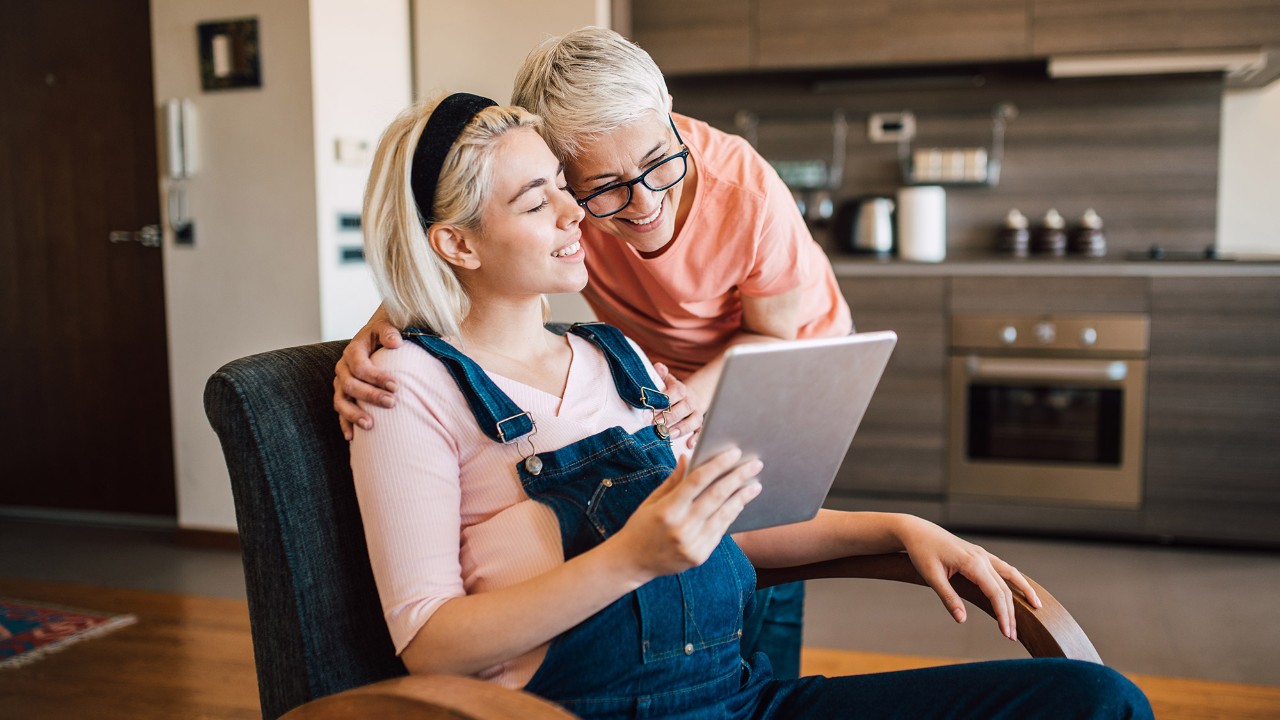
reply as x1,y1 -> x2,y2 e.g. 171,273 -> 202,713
688,331 -> 898,534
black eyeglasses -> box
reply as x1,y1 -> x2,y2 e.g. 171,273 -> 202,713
572,117 -> 689,219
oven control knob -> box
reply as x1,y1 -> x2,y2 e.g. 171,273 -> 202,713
1034,321 -> 1056,344
999,325 -> 1017,344
1080,327 -> 1098,346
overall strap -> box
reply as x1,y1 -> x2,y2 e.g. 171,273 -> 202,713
401,329 -> 534,444
567,323 -> 670,411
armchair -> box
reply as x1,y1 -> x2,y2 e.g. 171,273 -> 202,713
205,341 -> 1099,720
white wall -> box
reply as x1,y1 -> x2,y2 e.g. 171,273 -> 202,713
151,0 -> 323,530
412,0 -> 608,104
310,0 -> 413,340
1218,82 -> 1280,254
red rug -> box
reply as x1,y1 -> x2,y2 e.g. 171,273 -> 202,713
0,597 -> 137,669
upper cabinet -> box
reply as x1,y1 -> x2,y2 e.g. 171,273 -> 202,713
629,0 -> 752,74
756,0 -> 1030,68
1033,0 -> 1280,55
629,0 -> 1280,75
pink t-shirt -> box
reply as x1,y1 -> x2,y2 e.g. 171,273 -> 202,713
580,113 -> 852,377
348,332 -> 692,689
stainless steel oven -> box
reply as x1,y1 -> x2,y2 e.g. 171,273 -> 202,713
949,314 -> 1149,508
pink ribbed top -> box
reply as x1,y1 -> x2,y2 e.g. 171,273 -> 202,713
349,332 -> 691,688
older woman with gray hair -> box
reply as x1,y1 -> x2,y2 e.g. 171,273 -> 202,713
349,90 -> 1150,720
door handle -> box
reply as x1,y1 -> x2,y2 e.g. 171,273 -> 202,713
964,356 -> 1129,383
109,224 -> 161,247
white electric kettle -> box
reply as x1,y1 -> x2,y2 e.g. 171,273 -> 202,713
835,195 -> 895,255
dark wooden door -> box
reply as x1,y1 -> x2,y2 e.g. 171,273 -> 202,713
0,0 -> 176,517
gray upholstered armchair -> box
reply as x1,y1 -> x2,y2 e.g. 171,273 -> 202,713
204,341 -> 1099,720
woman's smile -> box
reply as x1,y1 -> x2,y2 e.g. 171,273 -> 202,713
619,199 -> 664,232
551,238 -> 584,260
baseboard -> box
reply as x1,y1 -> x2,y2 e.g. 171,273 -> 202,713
174,527 -> 242,552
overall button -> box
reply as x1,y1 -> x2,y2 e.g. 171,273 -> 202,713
524,455 -> 543,475
684,643 -> 695,655
655,422 -> 670,440
602,478 -> 613,488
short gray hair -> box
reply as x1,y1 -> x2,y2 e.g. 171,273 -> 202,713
363,96 -> 542,338
512,26 -> 669,161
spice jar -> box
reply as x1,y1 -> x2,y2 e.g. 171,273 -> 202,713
996,208 -> 1030,257
1070,208 -> 1107,257
1032,208 -> 1067,257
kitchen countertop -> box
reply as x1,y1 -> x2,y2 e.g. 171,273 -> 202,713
827,252 -> 1280,278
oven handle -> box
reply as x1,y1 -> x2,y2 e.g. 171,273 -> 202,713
964,357 -> 1129,383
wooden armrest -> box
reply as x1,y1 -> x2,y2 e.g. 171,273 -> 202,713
756,553 -> 1102,664
282,675 -> 576,720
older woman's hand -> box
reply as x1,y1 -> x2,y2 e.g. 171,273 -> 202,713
335,307 -> 402,440
896,516 -> 1042,642
654,363 -> 702,446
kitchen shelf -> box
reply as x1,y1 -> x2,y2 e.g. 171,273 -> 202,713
898,102 -> 1016,188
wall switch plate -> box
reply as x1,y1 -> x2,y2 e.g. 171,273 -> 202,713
335,137 -> 372,164
868,112 -> 916,143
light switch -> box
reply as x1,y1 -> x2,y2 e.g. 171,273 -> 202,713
335,137 -> 372,164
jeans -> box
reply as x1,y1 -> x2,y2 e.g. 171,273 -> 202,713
741,582 -> 804,680
754,655 -> 1153,720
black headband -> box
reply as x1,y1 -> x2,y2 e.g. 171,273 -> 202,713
410,93 -> 498,226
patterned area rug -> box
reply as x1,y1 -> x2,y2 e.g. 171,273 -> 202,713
0,597 -> 137,669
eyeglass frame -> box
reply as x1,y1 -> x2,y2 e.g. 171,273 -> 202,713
570,116 -> 690,219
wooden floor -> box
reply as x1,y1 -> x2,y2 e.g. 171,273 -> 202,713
3,579 -> 1279,720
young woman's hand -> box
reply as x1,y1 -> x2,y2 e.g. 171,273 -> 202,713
653,363 -> 702,446
614,450 -> 762,580
896,516 -> 1042,642
335,305 -> 402,440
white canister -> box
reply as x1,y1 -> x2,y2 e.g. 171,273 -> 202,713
896,185 -> 947,262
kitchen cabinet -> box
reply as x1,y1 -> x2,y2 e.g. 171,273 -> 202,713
631,0 -> 1279,76
756,0 -> 1029,69
1032,0 -> 1280,55
628,0 -> 752,74
1143,277 -> 1280,545
832,277 -> 948,502
949,275 -> 1149,314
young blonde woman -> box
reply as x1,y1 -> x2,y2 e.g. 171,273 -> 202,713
337,26 -> 852,678
348,92 -> 1152,719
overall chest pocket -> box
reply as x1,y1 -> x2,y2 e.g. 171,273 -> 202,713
635,538 -> 751,664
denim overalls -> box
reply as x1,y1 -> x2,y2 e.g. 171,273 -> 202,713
404,322 -> 772,719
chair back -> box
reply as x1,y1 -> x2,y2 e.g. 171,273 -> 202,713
204,341 -> 406,719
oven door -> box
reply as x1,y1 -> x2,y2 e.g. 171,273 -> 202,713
949,355 -> 1146,508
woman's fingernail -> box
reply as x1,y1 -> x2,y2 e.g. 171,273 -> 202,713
386,381 -> 398,392
359,418 -> 372,430
381,395 -> 396,408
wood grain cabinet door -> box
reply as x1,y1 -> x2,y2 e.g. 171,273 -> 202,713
833,277 -> 948,498
630,0 -> 753,74
756,0 -> 891,69
755,0 -> 1029,70
1143,277 -> 1280,545
1033,0 -> 1280,55
887,0 -> 1031,64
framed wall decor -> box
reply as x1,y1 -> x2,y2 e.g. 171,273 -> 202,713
197,18 -> 261,91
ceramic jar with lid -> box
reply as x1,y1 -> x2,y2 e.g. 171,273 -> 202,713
1032,208 -> 1068,257
996,208 -> 1030,257
1070,208 -> 1107,257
